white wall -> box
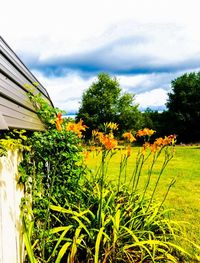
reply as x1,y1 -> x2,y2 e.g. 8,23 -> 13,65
0,150 -> 24,263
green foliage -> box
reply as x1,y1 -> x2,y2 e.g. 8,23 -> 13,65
167,72 -> 200,142
141,109 -> 173,141
0,129 -> 30,155
44,138 -> 200,263
28,92 -> 63,128
20,94 -> 87,261
76,73 -> 142,138
142,71 -> 200,142
48,182 -> 190,263
20,93 -> 200,262
21,128 -> 85,261
116,92 -> 143,134
22,216 -> 37,263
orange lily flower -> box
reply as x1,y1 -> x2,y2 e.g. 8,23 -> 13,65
66,119 -> 87,138
122,132 -> 136,143
98,133 -> 118,150
137,128 -> 155,137
56,112 -> 63,131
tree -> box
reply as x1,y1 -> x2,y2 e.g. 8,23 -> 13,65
116,92 -> 142,133
166,72 -> 200,142
142,108 -> 170,138
76,73 -> 141,137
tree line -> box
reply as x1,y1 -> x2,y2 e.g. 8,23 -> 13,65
76,72 -> 200,143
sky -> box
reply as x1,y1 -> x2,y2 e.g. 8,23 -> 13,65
1,0 -> 200,114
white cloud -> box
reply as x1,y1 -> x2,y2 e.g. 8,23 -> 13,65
32,70 -> 95,112
2,0 -> 200,111
32,68 -> 200,112
2,0 -> 200,61
118,73 -> 174,93
135,89 -> 168,109
33,70 -> 171,112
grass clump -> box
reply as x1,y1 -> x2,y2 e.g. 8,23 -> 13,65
49,182 -> 192,263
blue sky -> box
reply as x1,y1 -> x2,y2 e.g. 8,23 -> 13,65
1,0 -> 200,113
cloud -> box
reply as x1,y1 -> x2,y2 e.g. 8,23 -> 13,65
32,70 -> 95,113
17,21 -> 200,79
33,70 -> 171,113
33,66 -> 200,113
2,0 -> 200,112
118,73 -> 174,94
135,88 -> 168,110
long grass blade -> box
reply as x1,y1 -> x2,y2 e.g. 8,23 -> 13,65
50,225 -> 73,234
95,227 -> 104,263
55,242 -> 71,263
69,226 -> 83,263
71,215 -> 90,236
22,216 -> 37,263
48,226 -> 73,262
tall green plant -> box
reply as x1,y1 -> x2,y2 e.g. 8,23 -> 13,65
20,94 -> 87,261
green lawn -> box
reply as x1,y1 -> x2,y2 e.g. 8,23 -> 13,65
87,145 -> 200,248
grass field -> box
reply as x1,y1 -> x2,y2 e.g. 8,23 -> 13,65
87,145 -> 200,249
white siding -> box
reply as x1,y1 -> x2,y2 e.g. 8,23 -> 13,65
0,36 -> 53,130
0,150 -> 24,263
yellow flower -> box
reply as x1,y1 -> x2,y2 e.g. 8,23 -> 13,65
92,130 -> 99,137
50,119 -> 55,125
104,122 -> 119,131
137,128 -> 155,137
122,132 -> 136,143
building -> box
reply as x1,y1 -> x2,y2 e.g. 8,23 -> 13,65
0,36 -> 53,263
0,36 -> 53,130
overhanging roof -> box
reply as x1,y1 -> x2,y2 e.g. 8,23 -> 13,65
0,36 -> 53,130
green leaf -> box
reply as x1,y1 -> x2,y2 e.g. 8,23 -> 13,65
50,225 -> 73,234
95,227 -> 104,263
22,217 -> 37,263
69,226 -> 83,263
55,242 -> 71,263
48,227 -> 73,261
